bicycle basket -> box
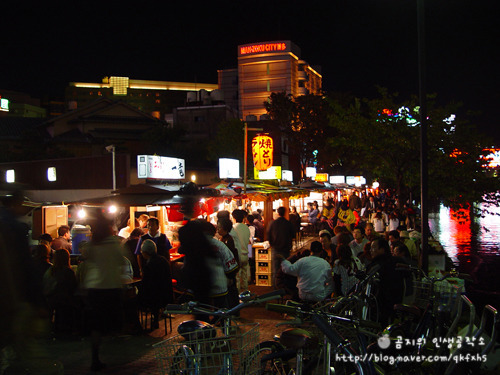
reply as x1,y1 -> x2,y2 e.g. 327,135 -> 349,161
153,322 -> 259,375
434,279 -> 463,314
413,278 -> 433,309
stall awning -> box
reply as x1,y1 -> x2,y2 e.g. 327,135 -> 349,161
208,181 -> 310,202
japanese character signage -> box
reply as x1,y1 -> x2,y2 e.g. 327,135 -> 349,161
252,135 -> 274,171
137,155 -> 185,179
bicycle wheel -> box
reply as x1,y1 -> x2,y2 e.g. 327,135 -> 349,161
169,345 -> 200,375
244,340 -> 290,374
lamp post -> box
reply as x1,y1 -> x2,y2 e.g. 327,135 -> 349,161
106,145 -> 116,192
417,0 -> 429,272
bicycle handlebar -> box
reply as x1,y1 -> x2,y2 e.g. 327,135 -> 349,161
266,303 -> 381,330
165,289 -> 286,316
394,263 -> 471,282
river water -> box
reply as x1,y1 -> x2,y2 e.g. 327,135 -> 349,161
428,204 -> 500,309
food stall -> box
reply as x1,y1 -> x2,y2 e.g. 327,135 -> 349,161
67,183 -> 225,258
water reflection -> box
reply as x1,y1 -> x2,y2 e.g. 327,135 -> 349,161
429,204 -> 500,309
429,204 -> 500,265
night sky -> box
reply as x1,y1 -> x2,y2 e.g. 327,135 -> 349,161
2,1 -> 498,141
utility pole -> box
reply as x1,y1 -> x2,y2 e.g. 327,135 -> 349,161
418,0 -> 429,272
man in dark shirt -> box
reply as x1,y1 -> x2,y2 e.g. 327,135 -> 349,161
51,225 -> 72,252
267,206 -> 295,285
138,240 -> 173,329
367,238 -> 410,325
135,217 -> 171,277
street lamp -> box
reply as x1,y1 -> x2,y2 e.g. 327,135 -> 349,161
106,145 -> 116,192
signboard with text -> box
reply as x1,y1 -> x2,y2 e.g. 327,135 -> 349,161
346,176 -> 366,186
315,173 -> 328,182
219,158 -> 240,179
330,175 -> 345,184
238,41 -> 291,56
254,166 -> 282,180
137,155 -> 185,179
282,170 -> 293,182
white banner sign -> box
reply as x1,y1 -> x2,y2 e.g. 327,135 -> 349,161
254,166 -> 282,180
219,158 -> 240,179
137,155 -> 185,179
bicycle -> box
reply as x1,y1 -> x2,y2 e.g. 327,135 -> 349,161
371,265 -> 471,373
246,301 -> 383,375
153,289 -> 285,375
328,264 -> 382,322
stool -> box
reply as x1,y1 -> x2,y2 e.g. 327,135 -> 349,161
139,306 -> 172,334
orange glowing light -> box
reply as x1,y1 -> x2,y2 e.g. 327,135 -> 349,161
252,135 -> 274,171
240,42 -> 288,55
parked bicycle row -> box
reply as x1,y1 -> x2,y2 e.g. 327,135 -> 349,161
158,262 -> 498,374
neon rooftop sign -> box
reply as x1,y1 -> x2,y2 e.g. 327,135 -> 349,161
239,41 -> 289,56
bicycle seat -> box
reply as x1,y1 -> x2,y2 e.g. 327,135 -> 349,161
177,320 -> 216,340
279,328 -> 318,350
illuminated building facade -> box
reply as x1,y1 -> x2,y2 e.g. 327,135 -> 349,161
229,40 -> 322,120
65,77 -> 218,121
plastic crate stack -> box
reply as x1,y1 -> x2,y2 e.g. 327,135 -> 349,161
255,246 -> 273,287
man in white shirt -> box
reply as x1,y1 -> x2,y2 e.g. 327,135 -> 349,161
279,241 -> 333,303
349,228 -> 369,257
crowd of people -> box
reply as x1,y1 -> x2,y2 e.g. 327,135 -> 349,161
4,186 -> 422,371
20,206 -> 269,370
274,190 -> 421,325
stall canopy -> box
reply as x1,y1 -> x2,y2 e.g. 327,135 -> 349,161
67,183 -> 226,219
69,184 -> 185,206
208,181 -> 309,202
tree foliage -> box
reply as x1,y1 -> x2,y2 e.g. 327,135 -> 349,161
327,88 -> 500,209
265,92 -> 336,178
206,118 -> 245,162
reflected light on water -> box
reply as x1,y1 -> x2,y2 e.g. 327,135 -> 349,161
429,204 -> 500,266
477,204 -> 500,253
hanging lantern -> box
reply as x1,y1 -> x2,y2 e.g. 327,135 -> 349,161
252,135 -> 273,171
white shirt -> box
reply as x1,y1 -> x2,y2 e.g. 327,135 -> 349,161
349,238 -> 369,257
233,223 -> 250,261
281,255 -> 333,302
207,236 -> 239,297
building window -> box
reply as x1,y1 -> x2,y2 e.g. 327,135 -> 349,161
194,116 -> 205,122
155,99 -> 160,104
110,76 -> 129,96
298,81 -> 305,87
267,64 -> 270,75
47,167 -> 57,182
6,169 -> 15,183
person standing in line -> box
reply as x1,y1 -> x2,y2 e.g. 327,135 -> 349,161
82,214 -> 126,371
216,218 -> 240,309
267,206 -> 295,286
232,209 -> 250,292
